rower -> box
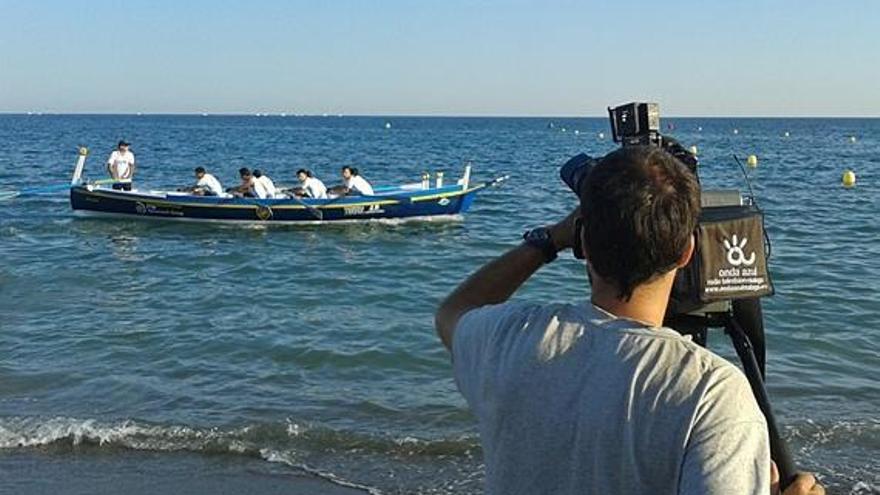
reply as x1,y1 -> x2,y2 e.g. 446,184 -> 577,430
229,167 -> 268,199
190,166 -> 223,196
296,169 -> 328,199
106,140 -> 136,191
341,166 -> 374,195
253,169 -> 277,198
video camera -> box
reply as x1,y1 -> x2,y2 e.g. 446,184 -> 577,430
561,102 -> 796,485
562,102 -> 772,323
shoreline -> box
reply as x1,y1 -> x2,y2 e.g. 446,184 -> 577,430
0,448 -> 369,495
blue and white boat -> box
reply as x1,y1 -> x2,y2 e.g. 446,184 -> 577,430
68,148 -> 506,223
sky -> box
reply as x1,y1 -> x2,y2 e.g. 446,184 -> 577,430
1,0 -> 878,116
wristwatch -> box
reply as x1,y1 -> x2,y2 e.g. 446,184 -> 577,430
523,227 -> 558,263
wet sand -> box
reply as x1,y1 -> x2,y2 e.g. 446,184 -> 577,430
0,449 -> 368,495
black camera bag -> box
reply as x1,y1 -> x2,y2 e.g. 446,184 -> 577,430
670,203 -> 774,314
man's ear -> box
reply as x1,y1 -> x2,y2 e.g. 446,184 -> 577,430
676,234 -> 695,268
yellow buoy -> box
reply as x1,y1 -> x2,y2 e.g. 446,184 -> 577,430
842,170 -> 856,188
746,154 -> 758,168
689,145 -> 698,155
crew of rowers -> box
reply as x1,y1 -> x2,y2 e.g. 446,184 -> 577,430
187,165 -> 374,199
105,140 -> 375,199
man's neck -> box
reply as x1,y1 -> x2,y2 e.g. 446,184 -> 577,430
589,272 -> 674,328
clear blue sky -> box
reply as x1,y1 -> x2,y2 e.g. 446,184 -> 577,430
1,0 -> 878,116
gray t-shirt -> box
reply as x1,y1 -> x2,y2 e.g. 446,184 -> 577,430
453,301 -> 770,495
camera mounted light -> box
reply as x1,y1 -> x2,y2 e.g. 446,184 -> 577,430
608,102 -> 661,146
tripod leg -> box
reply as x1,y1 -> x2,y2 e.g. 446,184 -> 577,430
726,316 -> 796,489
733,298 -> 766,377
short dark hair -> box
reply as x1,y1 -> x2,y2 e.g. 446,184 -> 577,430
239,167 -> 252,177
253,169 -> 263,178
194,166 -> 206,174
580,146 -> 700,301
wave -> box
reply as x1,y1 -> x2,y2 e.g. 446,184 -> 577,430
0,415 -> 481,494
783,418 -> 880,495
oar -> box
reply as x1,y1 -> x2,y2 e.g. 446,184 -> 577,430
482,174 -> 510,189
286,194 -> 323,220
219,190 -> 324,222
0,178 -> 116,201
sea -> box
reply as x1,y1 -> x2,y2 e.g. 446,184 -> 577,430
0,115 -> 878,494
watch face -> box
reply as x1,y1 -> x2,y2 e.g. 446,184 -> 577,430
523,227 -> 550,245
526,228 -> 550,243
524,227 -> 557,262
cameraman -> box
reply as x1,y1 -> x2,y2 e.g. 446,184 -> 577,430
435,146 -> 822,494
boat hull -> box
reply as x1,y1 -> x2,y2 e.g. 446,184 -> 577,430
69,185 -> 480,223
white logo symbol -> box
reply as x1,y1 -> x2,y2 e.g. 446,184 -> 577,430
723,234 -> 756,266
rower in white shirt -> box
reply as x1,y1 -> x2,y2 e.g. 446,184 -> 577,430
233,168 -> 269,199
191,166 -> 223,196
341,166 -> 374,196
253,169 -> 277,199
296,169 -> 328,199
106,140 -> 136,191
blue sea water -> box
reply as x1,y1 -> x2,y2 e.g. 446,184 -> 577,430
0,114 -> 878,494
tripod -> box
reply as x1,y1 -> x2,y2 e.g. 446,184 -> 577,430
666,298 -> 796,488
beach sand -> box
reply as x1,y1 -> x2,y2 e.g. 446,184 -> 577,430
0,448 -> 368,495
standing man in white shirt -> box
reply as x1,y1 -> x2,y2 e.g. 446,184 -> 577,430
191,166 -> 223,196
296,169 -> 328,199
435,146 -> 823,495
106,140 -> 136,191
341,166 -> 374,196
253,169 -> 277,198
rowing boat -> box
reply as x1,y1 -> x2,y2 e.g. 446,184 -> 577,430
67,148 -> 506,224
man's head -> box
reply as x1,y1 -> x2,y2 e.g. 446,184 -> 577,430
117,140 -> 130,152
194,166 -> 206,179
253,169 -> 263,179
575,145 -> 700,300
239,167 -> 252,181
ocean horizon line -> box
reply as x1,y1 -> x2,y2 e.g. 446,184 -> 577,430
1,111 -> 878,119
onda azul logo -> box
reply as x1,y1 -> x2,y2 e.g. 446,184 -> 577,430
723,234 -> 756,267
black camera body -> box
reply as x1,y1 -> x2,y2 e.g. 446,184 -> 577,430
561,102 -> 773,317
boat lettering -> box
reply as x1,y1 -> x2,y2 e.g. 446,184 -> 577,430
135,201 -> 184,217
343,204 -> 383,216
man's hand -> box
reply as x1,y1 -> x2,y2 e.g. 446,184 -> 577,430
772,462 -> 825,495
548,207 -> 580,252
